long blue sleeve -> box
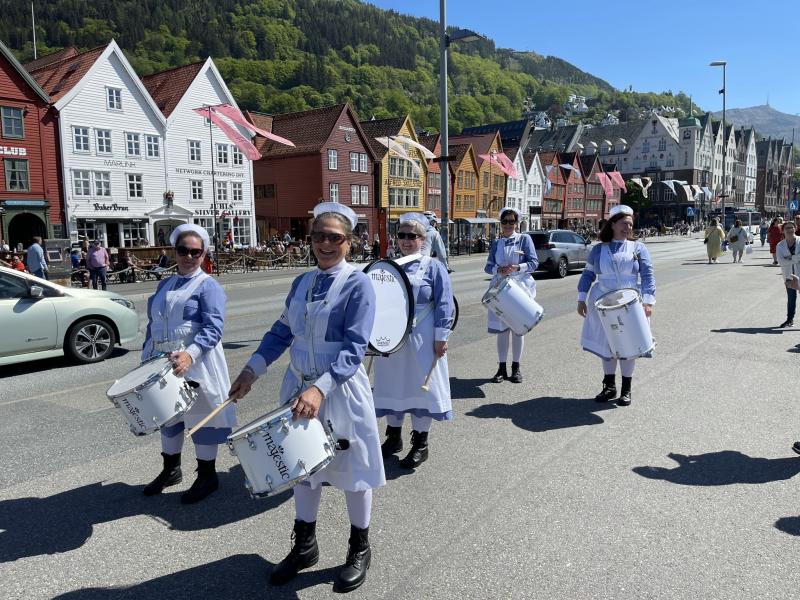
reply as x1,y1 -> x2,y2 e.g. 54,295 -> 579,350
484,239 -> 500,275
636,241 -> 656,304
577,244 -> 602,301
429,260 -> 455,340
184,278 -> 226,361
517,233 -> 538,273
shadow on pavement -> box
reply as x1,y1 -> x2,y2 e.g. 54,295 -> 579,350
0,465 -> 290,563
0,347 -> 131,378
710,327 -> 786,335
774,516 -> 800,537
450,378 -> 488,400
633,451 -> 800,486
466,396 -> 616,432
52,554 -> 302,600
382,454 -> 416,482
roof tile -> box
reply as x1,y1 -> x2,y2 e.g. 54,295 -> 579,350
28,44 -> 107,102
141,61 -> 205,117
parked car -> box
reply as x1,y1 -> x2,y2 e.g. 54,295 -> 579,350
0,265 -> 140,366
526,229 -> 591,277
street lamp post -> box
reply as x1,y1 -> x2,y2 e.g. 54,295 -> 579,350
439,2 -> 483,250
710,60 -> 727,227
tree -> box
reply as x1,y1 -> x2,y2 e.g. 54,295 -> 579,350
622,181 -> 651,224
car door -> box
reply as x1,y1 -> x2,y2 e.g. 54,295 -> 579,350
570,233 -> 590,266
552,232 -> 573,266
0,271 -> 59,357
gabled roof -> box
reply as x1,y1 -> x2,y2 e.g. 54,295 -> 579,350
449,132 -> 501,166
142,61 -> 205,118
418,133 -> 440,153
27,44 -> 106,102
578,120 -> 645,151
23,46 -> 78,72
359,117 -> 407,160
524,125 -> 582,153
0,39 -> 49,103
462,119 -> 529,149
580,154 -> 600,177
449,143 -> 478,176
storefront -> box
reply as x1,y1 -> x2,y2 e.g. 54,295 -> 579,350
1,199 -> 51,251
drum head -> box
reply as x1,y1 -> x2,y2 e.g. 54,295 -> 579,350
363,259 -> 414,355
230,404 -> 293,440
107,357 -> 170,396
595,288 -> 640,310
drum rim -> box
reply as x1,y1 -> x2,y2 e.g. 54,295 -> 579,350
363,258 -> 415,356
106,356 -> 174,398
481,276 -> 515,304
228,404 -> 294,441
594,287 -> 641,311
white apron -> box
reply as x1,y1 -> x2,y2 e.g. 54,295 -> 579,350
373,256 -> 452,418
487,233 -> 537,334
147,271 -> 236,431
581,242 -> 649,359
281,264 -> 385,492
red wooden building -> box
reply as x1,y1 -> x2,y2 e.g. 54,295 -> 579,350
247,103 -> 377,241
538,151 -> 565,229
579,154 -> 605,228
0,40 -> 63,250
560,152 -> 586,227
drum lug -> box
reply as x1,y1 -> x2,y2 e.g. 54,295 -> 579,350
326,419 -> 335,433
279,418 -> 290,435
265,475 -> 273,492
247,433 -> 257,450
227,441 -> 236,456
323,442 -> 332,456
298,459 -> 307,477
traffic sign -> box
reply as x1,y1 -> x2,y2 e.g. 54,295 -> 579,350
788,200 -> 798,211
686,207 -> 695,216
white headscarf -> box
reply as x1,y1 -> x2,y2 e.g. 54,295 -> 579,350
313,202 -> 358,229
609,205 -> 634,218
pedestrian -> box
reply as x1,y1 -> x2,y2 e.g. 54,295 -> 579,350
759,219 -> 769,246
140,224 -> 236,504
484,207 -> 539,384
577,205 -> 656,406
283,230 -> 291,244
10,254 -> 26,272
421,212 -> 449,269
372,234 -> 380,260
704,218 -> 726,264
776,221 -> 799,328
86,239 -> 110,290
25,236 -> 48,279
157,229 -> 166,247
373,213 -> 455,469
229,202 -> 383,593
0,238 -> 9,251
768,217 -> 784,265
726,219 -> 748,263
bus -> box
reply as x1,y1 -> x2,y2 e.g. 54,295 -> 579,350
714,210 -> 761,234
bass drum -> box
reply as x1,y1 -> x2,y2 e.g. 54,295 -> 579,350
363,259 -> 415,355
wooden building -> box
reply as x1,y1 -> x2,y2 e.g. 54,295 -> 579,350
449,131 -> 505,219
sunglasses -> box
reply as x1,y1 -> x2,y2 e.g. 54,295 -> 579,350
501,219 -> 517,225
176,246 -> 203,258
311,231 -> 347,245
397,232 -> 421,240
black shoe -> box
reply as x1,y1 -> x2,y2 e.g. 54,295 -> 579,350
779,320 -> 794,328
594,374 -> 616,403
792,442 -> 800,456
180,459 -> 219,504
270,520 -> 320,585
143,452 -> 182,496
491,363 -> 508,383
381,425 -> 403,458
333,526 -> 371,593
399,431 -> 429,469
617,376 -> 632,407
508,362 -> 523,384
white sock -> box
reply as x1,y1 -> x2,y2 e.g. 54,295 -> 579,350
602,358 -> 618,376
496,329 -> 510,362
511,334 -> 524,362
620,359 -> 636,378
194,443 -> 218,461
386,414 -> 404,428
345,489 -> 372,529
161,432 -> 184,455
410,415 -> 432,433
294,484 -> 322,523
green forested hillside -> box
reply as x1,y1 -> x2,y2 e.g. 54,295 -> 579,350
0,0 -> 697,132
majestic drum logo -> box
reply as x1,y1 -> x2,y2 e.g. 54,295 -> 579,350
375,336 -> 390,347
261,430 -> 291,480
370,271 -> 396,284
121,397 -> 146,431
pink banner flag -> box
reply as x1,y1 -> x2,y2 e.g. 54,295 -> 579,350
496,153 -> 519,178
478,153 -> 515,178
212,104 -> 295,147
193,107 -> 262,160
596,173 -> 614,198
608,171 -> 626,189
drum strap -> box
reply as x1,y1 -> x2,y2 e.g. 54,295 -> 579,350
412,303 -> 434,329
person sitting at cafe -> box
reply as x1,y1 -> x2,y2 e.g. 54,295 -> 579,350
10,255 -> 26,272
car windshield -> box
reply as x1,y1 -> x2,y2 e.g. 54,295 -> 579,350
529,233 -> 547,249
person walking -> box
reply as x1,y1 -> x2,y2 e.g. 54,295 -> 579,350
704,219 -> 726,264
759,220 -> 769,247
726,219 -> 748,263
768,217 -> 784,265
776,221 -> 799,328
26,236 -> 48,279
86,240 -> 110,290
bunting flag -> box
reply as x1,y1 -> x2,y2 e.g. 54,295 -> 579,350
680,184 -> 694,203
596,173 -> 614,198
608,171 -> 626,189
193,107 -> 262,160
496,152 -> 519,178
690,185 -> 702,200
394,135 -> 436,160
377,136 -> 419,177
478,153 -> 515,178
661,180 -> 678,195
211,104 -> 295,147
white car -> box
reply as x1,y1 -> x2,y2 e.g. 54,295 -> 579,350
0,265 -> 140,366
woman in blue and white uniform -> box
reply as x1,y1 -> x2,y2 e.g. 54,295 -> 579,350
373,212 -> 455,469
577,205 -> 656,406
141,223 -> 236,504
229,202 -> 383,594
484,207 -> 538,383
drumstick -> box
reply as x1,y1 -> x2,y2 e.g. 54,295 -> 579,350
366,355 -> 374,376
185,397 -> 235,438
420,358 -> 439,392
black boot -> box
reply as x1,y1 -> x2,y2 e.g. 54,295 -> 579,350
180,459 -> 219,504
509,362 -> 523,384
270,520 -> 320,585
491,363 -> 508,383
381,425 -> 403,457
594,374 -> 616,403
617,376 -> 632,406
399,431 -> 429,469
333,525 -> 371,593
143,452 -> 182,496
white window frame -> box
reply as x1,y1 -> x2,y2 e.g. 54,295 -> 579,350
188,140 -> 202,163
94,171 -> 111,197
73,170 -> 91,197
216,143 -> 229,165
360,153 -> 368,173
145,134 -> 160,159
360,185 -> 369,206
232,146 -> 243,166
127,173 -> 144,199
191,180 -> 204,201
215,181 -> 228,203
328,149 -> 338,171
194,217 -> 214,243
351,184 -> 360,204
73,126 -> 90,153
95,129 -> 112,155
329,182 -> 339,202
125,132 -> 141,157
231,181 -> 243,203
106,87 -> 122,111
4,158 -> 29,191
350,152 -> 359,172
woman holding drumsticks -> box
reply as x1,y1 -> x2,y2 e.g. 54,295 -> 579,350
373,212 -> 455,470
228,202 -> 383,593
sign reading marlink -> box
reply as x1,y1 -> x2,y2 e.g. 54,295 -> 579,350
175,167 -> 245,179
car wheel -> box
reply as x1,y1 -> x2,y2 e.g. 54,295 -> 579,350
556,256 -> 569,278
66,318 -> 116,363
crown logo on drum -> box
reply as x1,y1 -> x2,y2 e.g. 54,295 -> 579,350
375,336 -> 390,347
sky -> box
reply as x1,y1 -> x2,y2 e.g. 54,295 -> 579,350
366,0 -> 800,116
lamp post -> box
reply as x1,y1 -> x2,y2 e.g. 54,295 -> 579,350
439,1 -> 483,249
710,60 -> 727,227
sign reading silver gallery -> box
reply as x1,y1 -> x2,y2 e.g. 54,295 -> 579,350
193,202 -> 252,217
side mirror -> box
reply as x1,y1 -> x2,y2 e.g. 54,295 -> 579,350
29,285 -> 44,299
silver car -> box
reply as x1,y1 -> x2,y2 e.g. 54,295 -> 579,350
526,229 -> 591,278
0,265 -> 140,366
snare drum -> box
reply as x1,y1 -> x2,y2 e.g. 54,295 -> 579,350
106,356 -> 197,436
227,405 -> 336,498
594,288 -> 655,359
363,259 -> 415,355
481,277 -> 544,336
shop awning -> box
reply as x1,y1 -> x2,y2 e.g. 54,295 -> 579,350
458,217 -> 500,224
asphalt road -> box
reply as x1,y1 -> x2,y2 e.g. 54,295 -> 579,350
2,236 -> 800,599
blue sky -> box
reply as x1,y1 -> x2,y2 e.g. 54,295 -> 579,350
366,1 -> 799,116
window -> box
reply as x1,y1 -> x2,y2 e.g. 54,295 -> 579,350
73,170 -> 91,196
123,222 -> 147,245
191,180 -> 203,201
1,106 -> 24,138
216,181 -> 228,203
483,172 -> 489,186
255,184 -> 275,199
145,135 -> 160,158
127,173 -> 143,198
232,146 -> 243,166
232,182 -> 243,203
329,182 -> 339,202
96,129 -> 112,154
351,184 -> 360,204
5,159 -> 29,191
360,153 -> 368,173
126,133 -> 140,157
328,149 -> 338,170
194,217 -> 214,243
642,141 -> 650,153
94,172 -> 111,197
649,157 -> 658,168
361,185 -> 368,206
73,127 -> 90,152
658,138 -> 667,152
0,272 -> 30,300
350,152 -> 359,172
216,144 -> 229,165
389,156 -> 400,177
188,140 -> 202,162
107,87 -> 122,110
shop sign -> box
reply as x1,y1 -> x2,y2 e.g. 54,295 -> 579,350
103,159 -> 137,168
193,202 -> 251,217
0,146 -> 27,156
93,203 -> 130,212
175,167 -> 245,179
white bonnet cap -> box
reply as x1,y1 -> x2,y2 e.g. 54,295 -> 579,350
313,202 -> 358,229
